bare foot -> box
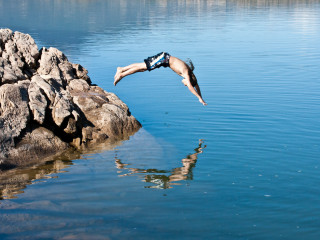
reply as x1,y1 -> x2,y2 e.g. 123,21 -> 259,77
114,67 -> 122,86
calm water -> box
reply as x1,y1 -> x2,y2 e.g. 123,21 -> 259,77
1,0 -> 320,239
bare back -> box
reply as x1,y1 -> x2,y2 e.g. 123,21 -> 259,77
169,56 -> 190,79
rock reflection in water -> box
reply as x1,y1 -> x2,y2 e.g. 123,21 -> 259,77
115,140 -> 206,189
0,150 -> 79,200
0,138 -> 133,201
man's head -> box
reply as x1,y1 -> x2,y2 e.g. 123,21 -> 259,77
182,58 -> 197,87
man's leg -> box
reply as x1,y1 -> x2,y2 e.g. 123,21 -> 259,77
114,62 -> 147,86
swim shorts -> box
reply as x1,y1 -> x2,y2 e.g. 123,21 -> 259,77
144,52 -> 171,71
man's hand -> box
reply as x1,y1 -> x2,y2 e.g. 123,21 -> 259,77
199,98 -> 207,106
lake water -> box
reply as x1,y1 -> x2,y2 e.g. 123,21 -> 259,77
1,0 -> 320,239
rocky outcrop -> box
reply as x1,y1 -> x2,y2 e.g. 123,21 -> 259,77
0,29 -> 141,171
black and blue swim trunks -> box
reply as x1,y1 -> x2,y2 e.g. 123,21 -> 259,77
144,52 -> 171,71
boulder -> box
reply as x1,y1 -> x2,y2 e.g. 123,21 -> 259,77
38,47 -> 77,84
69,82 -> 139,142
7,127 -> 70,168
0,81 -> 30,160
0,29 -> 141,171
0,29 -> 38,85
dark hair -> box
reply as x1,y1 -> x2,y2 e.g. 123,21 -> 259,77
185,58 -> 197,87
190,72 -> 198,87
185,58 -> 195,71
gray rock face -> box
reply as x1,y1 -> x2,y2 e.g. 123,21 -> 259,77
0,29 -> 141,171
0,29 -> 38,85
0,81 -> 30,160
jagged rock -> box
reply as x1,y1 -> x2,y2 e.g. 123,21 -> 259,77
0,29 -> 39,85
38,47 -> 76,83
0,29 -> 141,171
28,80 -> 48,124
0,81 -> 30,160
68,78 -> 90,92
72,64 -> 91,83
0,29 -> 13,44
51,90 -> 75,127
70,84 -> 140,142
31,75 -> 56,103
7,127 -> 70,167
14,31 -> 39,68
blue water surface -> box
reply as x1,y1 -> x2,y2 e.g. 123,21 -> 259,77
1,0 -> 320,239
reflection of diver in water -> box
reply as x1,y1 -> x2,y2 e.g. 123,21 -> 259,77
115,139 -> 206,189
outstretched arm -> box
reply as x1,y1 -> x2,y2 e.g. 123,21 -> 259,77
168,56 -> 207,105
184,78 -> 207,105
194,84 -> 207,105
